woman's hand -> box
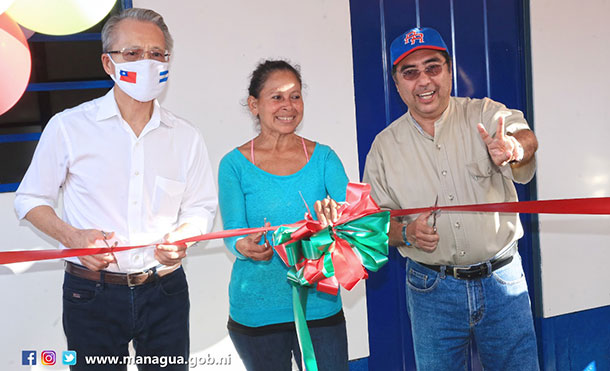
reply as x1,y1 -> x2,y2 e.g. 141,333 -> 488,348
314,197 -> 341,227
235,222 -> 273,261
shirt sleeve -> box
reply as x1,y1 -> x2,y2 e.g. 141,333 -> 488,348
323,148 -> 349,202
14,115 -> 70,220
218,153 -> 248,260
363,138 -> 401,210
177,131 -> 218,234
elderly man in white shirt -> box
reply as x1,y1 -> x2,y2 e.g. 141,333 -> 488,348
14,8 -> 216,370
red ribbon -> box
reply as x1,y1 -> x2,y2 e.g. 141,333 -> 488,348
0,226 -> 276,265
2,190 -> 610,266
332,237 -> 368,291
389,197 -> 610,217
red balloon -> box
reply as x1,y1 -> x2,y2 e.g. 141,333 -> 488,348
0,13 -> 32,116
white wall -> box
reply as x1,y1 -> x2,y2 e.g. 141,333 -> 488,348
0,0 -> 366,369
530,0 -> 610,317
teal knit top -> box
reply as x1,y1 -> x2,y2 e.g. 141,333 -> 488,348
218,143 -> 349,327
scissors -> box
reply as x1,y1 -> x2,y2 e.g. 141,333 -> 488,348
101,230 -> 119,269
431,196 -> 441,232
262,218 -> 269,247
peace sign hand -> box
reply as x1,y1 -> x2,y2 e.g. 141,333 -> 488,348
477,116 -> 524,166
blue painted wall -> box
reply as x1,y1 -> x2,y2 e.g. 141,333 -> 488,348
537,306 -> 610,371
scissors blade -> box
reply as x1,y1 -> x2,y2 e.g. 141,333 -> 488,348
263,218 -> 269,246
432,196 -> 440,230
101,230 -> 111,248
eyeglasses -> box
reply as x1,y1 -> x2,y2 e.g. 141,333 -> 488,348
400,62 -> 447,81
106,47 -> 170,62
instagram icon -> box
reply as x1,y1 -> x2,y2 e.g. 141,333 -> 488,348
41,350 -> 56,365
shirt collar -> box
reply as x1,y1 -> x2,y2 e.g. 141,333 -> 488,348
95,88 -> 121,122
406,98 -> 453,139
95,87 -> 174,128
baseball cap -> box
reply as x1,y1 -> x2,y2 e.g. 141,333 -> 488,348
390,27 -> 449,66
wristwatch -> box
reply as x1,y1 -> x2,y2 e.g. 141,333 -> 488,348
401,224 -> 412,247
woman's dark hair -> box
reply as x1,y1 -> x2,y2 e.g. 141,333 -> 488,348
248,60 -> 302,98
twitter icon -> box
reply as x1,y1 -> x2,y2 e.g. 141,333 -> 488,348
62,351 -> 77,365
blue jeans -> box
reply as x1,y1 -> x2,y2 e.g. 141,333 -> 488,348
229,321 -> 348,371
405,254 -> 539,371
62,267 -> 190,371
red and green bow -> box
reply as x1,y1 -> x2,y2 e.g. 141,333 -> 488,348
272,182 -> 390,370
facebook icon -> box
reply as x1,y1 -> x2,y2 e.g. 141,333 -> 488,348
22,350 -> 37,365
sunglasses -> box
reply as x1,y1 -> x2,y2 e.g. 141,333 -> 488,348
400,61 -> 447,81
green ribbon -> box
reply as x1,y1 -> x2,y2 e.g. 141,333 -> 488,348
292,285 -> 317,371
274,211 -> 390,370
333,212 -> 390,272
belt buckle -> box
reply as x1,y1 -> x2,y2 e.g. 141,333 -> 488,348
126,270 -> 152,287
126,272 -> 139,287
453,267 -> 468,280
454,263 -> 488,280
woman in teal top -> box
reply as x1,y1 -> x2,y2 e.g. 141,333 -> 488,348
218,60 -> 349,371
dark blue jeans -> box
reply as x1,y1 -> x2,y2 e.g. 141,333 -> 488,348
62,267 -> 190,371
229,321 -> 349,371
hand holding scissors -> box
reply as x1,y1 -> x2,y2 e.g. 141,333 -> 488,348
101,230 -> 120,270
406,196 -> 440,252
234,218 -> 273,261
71,229 -> 117,271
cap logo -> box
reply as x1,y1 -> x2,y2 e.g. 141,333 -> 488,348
404,30 -> 424,45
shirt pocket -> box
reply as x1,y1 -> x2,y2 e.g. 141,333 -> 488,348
152,176 -> 186,219
465,156 -> 504,202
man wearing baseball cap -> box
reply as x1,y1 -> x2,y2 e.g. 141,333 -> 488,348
364,27 -> 540,369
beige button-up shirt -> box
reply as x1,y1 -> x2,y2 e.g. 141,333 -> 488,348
363,97 -> 536,266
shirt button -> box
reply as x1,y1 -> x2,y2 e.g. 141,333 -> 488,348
133,201 -> 137,205
473,175 -> 479,180
134,171 -> 140,176
448,194 -> 454,201
455,221 -> 461,229
441,170 -> 447,176
459,250 -> 466,256
436,144 -> 442,150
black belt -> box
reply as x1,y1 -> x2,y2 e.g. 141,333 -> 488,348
419,256 -> 513,280
65,261 -> 178,287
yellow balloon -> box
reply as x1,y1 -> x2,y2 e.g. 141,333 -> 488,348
7,0 -> 116,36
0,0 -> 16,14
0,13 -> 31,116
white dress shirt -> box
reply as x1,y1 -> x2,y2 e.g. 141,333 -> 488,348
15,89 -> 217,272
